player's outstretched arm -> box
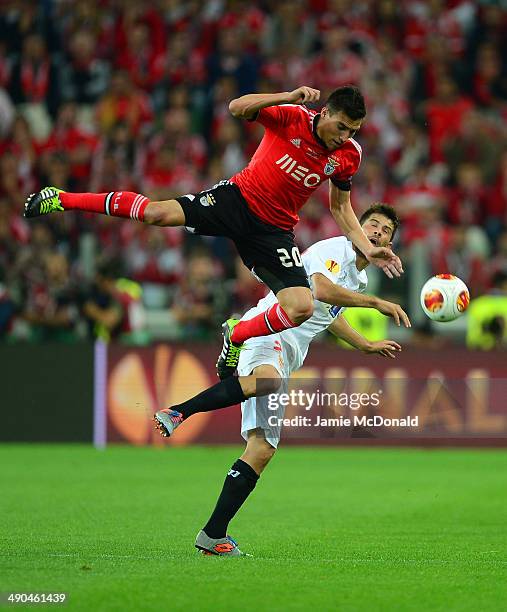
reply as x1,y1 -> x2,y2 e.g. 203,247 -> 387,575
328,183 -> 403,278
312,274 -> 411,328
229,86 -> 320,120
328,315 -> 401,359
371,297 -> 411,328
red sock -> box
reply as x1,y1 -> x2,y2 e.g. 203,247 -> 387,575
60,191 -> 149,221
231,303 -> 297,344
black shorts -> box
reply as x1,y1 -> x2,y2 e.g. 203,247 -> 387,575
176,182 -> 309,294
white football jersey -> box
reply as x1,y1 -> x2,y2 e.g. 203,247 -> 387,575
241,236 -> 368,371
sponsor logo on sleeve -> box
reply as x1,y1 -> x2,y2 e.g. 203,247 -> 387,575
329,304 -> 342,317
325,259 -> 340,274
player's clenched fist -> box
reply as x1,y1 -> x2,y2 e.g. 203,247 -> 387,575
287,86 -> 320,105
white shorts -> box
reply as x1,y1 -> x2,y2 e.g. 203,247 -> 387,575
237,334 -> 292,449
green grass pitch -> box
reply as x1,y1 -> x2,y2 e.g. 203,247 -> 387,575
1,445 -> 506,611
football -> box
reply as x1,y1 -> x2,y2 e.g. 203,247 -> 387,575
420,274 -> 470,322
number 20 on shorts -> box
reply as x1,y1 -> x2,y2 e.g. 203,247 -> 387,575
277,247 -> 303,268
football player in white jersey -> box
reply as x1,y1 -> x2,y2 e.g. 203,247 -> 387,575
155,203 -> 410,557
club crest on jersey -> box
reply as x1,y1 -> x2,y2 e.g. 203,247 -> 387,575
325,259 -> 340,274
200,193 -> 216,207
324,157 -> 339,176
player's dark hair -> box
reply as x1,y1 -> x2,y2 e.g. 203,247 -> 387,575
326,85 -> 366,120
360,203 -> 399,240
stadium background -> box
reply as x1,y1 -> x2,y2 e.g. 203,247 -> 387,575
0,0 -> 506,348
1,2 -> 507,610
1,0 -> 506,441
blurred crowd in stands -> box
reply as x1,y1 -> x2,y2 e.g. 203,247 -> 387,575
0,0 -> 506,345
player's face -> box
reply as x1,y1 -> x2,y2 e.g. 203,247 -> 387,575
317,109 -> 363,150
361,214 -> 395,247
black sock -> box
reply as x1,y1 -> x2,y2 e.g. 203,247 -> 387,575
173,377 -> 247,419
203,459 -> 259,539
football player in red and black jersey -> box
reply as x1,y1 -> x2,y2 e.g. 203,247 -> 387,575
24,85 -> 403,377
